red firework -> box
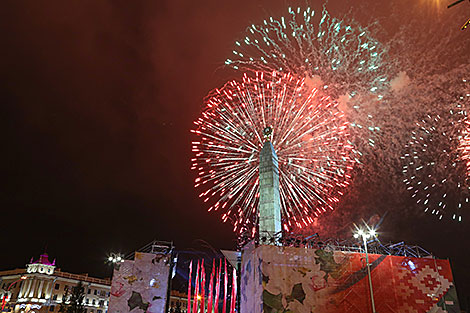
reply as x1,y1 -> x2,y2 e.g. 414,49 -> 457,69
191,71 -> 355,235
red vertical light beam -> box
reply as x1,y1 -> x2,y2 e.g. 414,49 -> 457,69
230,267 -> 237,313
222,259 -> 228,313
193,261 -> 200,313
188,261 -> 193,313
200,259 -> 206,313
207,260 -> 215,313
214,259 -> 221,313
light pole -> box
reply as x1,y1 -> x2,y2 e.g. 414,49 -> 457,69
1,275 -> 27,310
106,253 -> 125,276
108,253 -> 124,264
107,253 -> 124,265
353,225 -> 377,313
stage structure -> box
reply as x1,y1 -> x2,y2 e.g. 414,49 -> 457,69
108,241 -> 175,313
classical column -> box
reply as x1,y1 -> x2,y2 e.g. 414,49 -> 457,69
37,280 -> 44,298
44,281 -> 52,299
28,279 -> 37,298
18,280 -> 26,298
22,279 -> 32,299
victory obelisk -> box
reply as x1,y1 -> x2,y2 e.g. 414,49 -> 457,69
258,127 -> 282,244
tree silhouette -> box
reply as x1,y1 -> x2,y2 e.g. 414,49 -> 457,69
59,281 -> 86,313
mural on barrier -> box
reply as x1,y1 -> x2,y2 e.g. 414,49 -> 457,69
241,244 -> 460,313
108,252 -> 170,313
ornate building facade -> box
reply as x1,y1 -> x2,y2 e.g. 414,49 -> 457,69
0,253 -> 111,313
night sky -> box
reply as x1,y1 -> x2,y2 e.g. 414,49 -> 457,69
1,0 -> 469,307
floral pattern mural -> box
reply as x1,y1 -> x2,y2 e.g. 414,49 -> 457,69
241,245 -> 460,313
109,252 -> 170,313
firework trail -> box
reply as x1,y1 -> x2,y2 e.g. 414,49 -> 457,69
191,71 -> 355,235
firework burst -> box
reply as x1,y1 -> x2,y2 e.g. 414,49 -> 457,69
397,62 -> 470,222
225,6 -> 390,99
191,71 -> 355,234
402,112 -> 470,222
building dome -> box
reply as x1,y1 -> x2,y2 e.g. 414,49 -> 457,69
26,253 -> 55,275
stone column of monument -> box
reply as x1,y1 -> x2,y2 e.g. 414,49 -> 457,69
258,127 -> 282,244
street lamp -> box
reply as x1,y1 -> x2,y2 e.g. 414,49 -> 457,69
1,275 -> 27,310
106,253 -> 124,265
353,224 -> 377,313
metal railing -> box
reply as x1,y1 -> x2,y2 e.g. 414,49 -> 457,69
124,240 -> 174,260
238,232 -> 433,258
54,271 -> 110,285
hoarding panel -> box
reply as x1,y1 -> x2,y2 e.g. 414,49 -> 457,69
241,245 -> 460,313
109,252 -> 170,313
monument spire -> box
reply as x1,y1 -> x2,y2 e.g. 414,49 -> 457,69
258,126 -> 282,244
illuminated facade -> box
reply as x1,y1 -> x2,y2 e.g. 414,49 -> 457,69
0,253 -> 111,313
168,290 -> 188,313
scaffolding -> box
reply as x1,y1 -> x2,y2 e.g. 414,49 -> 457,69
124,240 -> 174,260
238,232 -> 433,258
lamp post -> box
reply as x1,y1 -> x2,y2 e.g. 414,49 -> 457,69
105,253 -> 125,278
353,225 -> 377,313
1,275 -> 27,310
107,253 -> 124,265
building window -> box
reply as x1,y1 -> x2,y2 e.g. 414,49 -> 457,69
87,288 -> 91,294
55,283 -> 59,290
94,290 -> 97,295
49,306 -> 55,312
86,298 -> 89,304
99,300 -> 104,306
53,294 -> 58,300
97,310 -> 102,313
92,299 -> 96,305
